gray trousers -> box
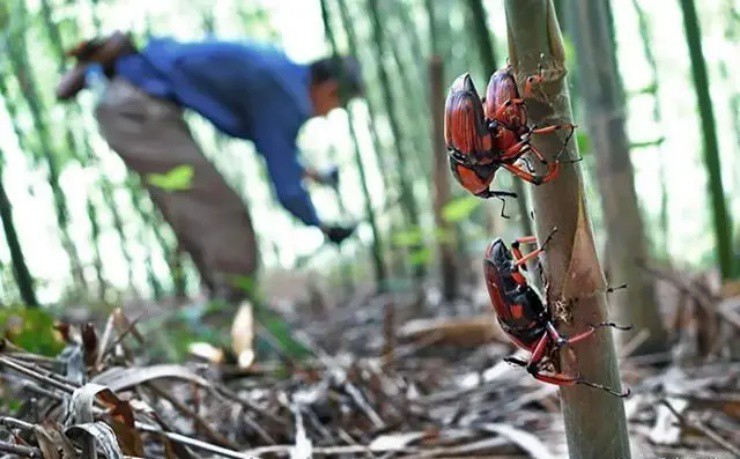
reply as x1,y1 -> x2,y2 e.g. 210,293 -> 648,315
95,79 -> 258,299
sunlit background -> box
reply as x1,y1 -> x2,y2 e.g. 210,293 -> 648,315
0,0 -> 737,304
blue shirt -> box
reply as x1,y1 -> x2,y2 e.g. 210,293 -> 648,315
115,37 -> 320,226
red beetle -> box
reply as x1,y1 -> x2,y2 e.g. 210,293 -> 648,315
483,65 -> 576,185
484,229 -> 630,397
444,74 -> 516,202
444,66 -> 576,203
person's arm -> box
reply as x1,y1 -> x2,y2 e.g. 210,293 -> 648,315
252,127 -> 321,227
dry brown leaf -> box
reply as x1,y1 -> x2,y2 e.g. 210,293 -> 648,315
398,315 -> 508,348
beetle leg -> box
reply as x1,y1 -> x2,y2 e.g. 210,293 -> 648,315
547,321 -> 633,348
491,98 -> 526,121
504,356 -> 630,397
476,189 -> 518,219
503,160 -> 560,185
511,227 -> 557,268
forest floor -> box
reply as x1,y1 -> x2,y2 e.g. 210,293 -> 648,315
0,266 -> 739,458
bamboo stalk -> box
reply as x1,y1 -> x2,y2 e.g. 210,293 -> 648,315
572,0 -> 668,354
504,2 -> 631,457
335,0 -> 392,195
429,57 -> 458,301
319,0 -> 387,288
366,0 -> 422,233
679,0 -> 736,279
6,3 -> 88,291
629,0 -> 671,258
466,0 -> 533,236
0,149 -> 38,307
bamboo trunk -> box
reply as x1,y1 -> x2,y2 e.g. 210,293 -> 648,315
366,0 -> 422,233
572,0 -> 668,355
41,0 -> 143,296
679,0 -> 736,279
429,57 -> 458,301
7,9 -> 88,291
466,0 -> 533,237
0,150 -> 38,307
630,0 -> 670,258
319,0 -> 387,289
504,2 -> 631,457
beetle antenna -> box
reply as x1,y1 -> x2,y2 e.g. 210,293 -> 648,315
577,378 -> 631,398
606,283 -> 628,293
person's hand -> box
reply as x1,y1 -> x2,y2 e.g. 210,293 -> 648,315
305,165 -> 339,188
318,165 -> 340,188
321,224 -> 356,245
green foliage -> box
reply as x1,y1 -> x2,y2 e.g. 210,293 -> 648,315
576,130 -> 591,156
442,195 -> 481,223
0,307 -> 64,356
408,247 -> 432,266
391,227 -> 425,247
146,165 -> 194,191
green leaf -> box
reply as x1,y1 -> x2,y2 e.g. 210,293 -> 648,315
146,165 -> 194,191
392,227 -> 425,247
409,248 -> 432,266
442,196 -> 481,223
0,307 -> 64,356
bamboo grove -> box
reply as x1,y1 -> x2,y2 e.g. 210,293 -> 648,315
0,0 -> 737,308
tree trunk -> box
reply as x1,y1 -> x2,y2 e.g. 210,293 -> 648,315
0,151 -> 38,307
679,0 -> 736,280
320,0 -> 387,289
429,57 -> 458,301
504,2 -> 631,457
466,0 -> 533,237
572,0 -> 668,355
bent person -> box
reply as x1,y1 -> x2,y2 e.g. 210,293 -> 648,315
58,32 -> 359,300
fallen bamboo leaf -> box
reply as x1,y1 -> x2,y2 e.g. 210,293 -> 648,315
188,342 -> 224,364
67,383 -> 145,456
65,422 -> 124,459
480,423 -> 556,459
398,315 -> 508,348
92,364 -> 209,392
231,301 -> 255,369
289,403 -> 312,459
367,432 -> 427,450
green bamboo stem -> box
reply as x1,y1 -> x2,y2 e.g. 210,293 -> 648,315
38,0 -> 114,295
0,149 -> 38,307
366,0 -> 422,232
504,2 -> 630,457
572,0 -> 668,355
630,0 -> 670,258
320,0 -> 386,288
6,5 -> 88,291
466,0 -> 533,237
335,0 -> 392,196
679,0 -> 736,279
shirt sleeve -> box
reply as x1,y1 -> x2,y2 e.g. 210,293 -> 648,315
252,126 -> 321,227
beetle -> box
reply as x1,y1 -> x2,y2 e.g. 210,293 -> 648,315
444,73 -> 518,206
443,66 -> 576,203
483,65 -> 576,185
483,228 -> 630,397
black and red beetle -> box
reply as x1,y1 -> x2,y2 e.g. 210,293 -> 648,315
444,65 -> 576,205
483,229 -> 630,397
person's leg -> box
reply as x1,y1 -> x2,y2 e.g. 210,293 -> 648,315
94,79 -> 259,299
